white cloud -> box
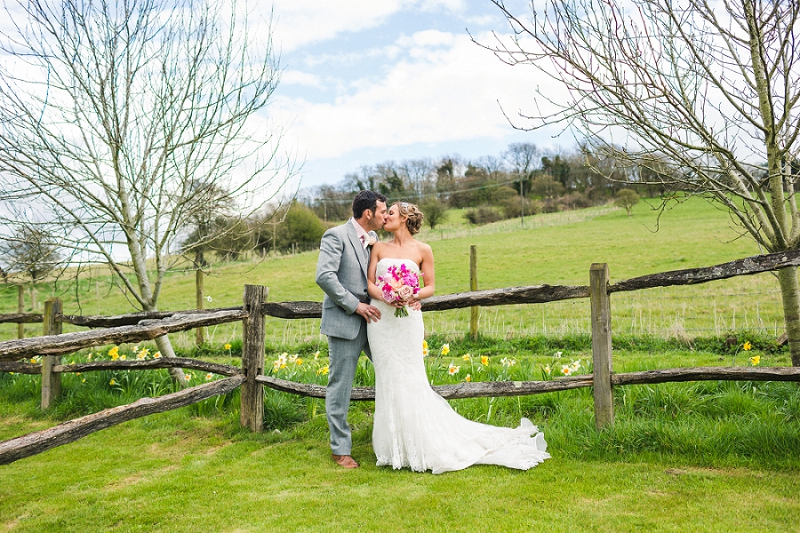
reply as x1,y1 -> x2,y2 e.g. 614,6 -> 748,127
275,30 -> 565,160
281,70 -> 324,88
269,0 -> 468,52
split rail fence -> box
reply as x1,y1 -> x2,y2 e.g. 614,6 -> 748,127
3,250 -> 800,465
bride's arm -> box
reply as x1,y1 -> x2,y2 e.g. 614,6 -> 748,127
415,244 -> 435,301
367,243 -> 385,302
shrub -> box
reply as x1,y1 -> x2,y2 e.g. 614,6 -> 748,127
464,206 -> 502,225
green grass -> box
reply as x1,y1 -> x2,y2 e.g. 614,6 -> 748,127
2,197 -> 800,531
2,355 -> 799,532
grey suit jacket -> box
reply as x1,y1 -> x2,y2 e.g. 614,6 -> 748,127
315,221 -> 377,340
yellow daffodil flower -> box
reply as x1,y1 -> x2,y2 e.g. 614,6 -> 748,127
317,365 -> 329,376
224,343 -> 232,351
481,355 -> 489,366
743,341 -> 752,351
441,344 -> 450,356
109,379 -> 116,386
465,374 -> 471,382
108,346 -> 119,358
749,355 -> 760,366
462,354 -> 471,362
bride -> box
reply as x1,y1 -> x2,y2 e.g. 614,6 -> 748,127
366,201 -> 550,474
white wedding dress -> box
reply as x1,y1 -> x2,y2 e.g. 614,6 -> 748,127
368,258 -> 550,474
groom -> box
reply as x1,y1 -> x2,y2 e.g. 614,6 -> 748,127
315,190 -> 388,468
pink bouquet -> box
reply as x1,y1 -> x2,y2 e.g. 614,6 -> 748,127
377,263 -> 422,317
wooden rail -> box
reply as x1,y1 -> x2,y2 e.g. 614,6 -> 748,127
0,375 -> 246,465
0,309 -> 247,361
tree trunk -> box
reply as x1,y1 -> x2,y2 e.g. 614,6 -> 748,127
154,334 -> 188,386
777,266 -> 800,366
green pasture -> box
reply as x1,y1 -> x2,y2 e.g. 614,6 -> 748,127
0,197 -> 785,347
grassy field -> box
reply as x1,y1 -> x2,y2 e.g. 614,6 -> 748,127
0,197 -> 784,347
2,197 -> 799,532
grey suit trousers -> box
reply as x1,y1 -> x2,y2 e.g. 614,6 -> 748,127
326,328 -> 371,455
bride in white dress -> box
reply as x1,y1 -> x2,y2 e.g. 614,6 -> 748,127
366,202 -> 550,474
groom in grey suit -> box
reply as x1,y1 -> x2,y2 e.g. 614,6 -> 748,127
316,190 -> 388,468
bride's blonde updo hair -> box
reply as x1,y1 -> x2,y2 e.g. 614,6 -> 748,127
396,201 -> 424,235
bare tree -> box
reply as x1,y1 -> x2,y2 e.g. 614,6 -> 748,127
0,224 -> 62,284
0,0 -> 293,379
483,1 -> 800,364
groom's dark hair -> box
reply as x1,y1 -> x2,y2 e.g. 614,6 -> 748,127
352,190 -> 387,219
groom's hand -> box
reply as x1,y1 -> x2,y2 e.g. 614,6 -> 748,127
356,302 -> 382,322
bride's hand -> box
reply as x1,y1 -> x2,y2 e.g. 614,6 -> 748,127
384,298 -> 405,309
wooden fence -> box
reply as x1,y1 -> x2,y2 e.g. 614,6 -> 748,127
3,250 -> 800,465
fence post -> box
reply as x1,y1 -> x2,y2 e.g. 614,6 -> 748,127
41,298 -> 63,409
17,285 -> 24,339
589,263 -> 614,428
195,266 -> 205,346
240,284 -> 268,432
470,245 -> 479,340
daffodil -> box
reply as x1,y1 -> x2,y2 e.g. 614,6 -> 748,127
562,365 -> 571,375
448,363 -> 460,375
224,343 -> 232,351
108,346 -> 119,359
480,355 -> 489,366
185,373 -> 192,381
501,357 -> 516,367
120,355 -> 127,361
314,351 -> 320,359
441,344 -> 450,356
554,351 -> 563,359
462,354 -> 471,362
317,365 -> 329,376
465,374 -> 471,382
109,378 -> 116,386
743,341 -> 752,351
749,355 -> 761,366
206,373 -> 213,380
295,358 -> 304,366
422,340 -> 428,350
153,352 -> 162,359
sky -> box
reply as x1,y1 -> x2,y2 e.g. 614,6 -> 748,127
266,0 -> 570,192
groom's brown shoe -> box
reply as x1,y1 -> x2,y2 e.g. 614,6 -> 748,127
332,454 -> 359,469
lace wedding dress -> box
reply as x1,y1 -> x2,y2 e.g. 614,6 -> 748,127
368,258 -> 550,474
